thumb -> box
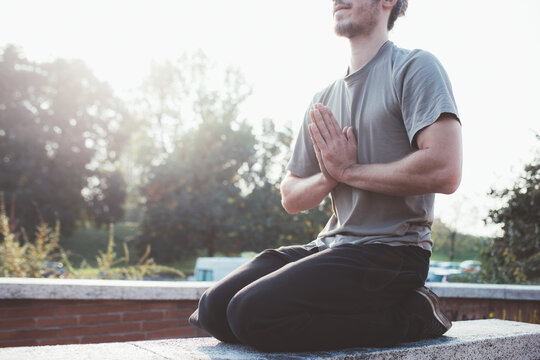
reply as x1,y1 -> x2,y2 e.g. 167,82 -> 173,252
346,127 -> 357,146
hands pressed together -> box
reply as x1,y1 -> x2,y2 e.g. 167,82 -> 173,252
308,103 -> 358,187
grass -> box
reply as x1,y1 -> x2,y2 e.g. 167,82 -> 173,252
60,221 -> 198,277
60,223 -> 186,280
430,252 -> 479,263
166,257 -> 198,277
71,267 -> 101,279
60,222 -> 140,267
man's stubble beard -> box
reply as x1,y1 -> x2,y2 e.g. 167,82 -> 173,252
334,2 -> 380,39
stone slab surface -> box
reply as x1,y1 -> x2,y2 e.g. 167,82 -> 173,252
428,282 -> 540,300
1,319 -> 539,360
0,342 -> 164,360
0,277 -> 208,300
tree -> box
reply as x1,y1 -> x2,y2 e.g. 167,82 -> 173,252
137,53 -> 256,261
140,109 -> 256,261
128,51 -> 252,184
0,45 -> 128,235
135,55 -> 334,261
238,119 -> 332,252
431,218 -> 488,261
481,146 -> 540,284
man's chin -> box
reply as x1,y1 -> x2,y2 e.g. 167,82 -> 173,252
334,24 -> 358,39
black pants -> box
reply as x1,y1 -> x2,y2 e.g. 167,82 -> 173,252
189,243 -> 430,352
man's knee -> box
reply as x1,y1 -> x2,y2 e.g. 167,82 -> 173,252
226,290 -> 250,342
192,291 -> 214,328
226,288 -> 269,347
193,287 -> 238,343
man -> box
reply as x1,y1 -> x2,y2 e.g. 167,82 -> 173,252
189,0 -> 462,352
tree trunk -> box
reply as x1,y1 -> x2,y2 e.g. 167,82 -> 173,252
450,231 -> 456,261
207,229 -> 216,257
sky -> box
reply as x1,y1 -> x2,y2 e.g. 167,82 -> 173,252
1,0 -> 539,237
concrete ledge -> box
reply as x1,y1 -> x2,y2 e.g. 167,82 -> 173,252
428,282 -> 540,301
1,277 -> 539,301
0,319 -> 539,359
0,277 -> 208,300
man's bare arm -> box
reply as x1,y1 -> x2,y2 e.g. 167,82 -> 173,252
280,172 -> 335,214
280,106 -> 347,214
310,105 -> 462,196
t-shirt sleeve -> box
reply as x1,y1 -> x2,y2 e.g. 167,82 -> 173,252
286,102 -> 321,178
397,50 -> 460,148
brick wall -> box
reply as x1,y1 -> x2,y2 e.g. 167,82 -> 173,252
440,297 -> 540,324
0,299 -> 209,348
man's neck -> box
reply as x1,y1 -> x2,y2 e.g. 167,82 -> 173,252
348,28 -> 389,73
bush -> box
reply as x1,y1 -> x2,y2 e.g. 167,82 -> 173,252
481,157 -> 540,284
90,223 -> 185,280
0,193 -> 65,277
0,192 -> 184,280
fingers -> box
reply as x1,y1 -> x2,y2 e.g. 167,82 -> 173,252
311,104 -> 356,147
309,122 -> 336,182
308,122 -> 327,152
309,124 -> 327,173
321,106 -> 342,137
309,110 -> 330,146
313,104 -> 341,138
341,126 -> 357,145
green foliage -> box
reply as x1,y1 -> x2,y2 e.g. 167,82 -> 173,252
136,55 -> 333,261
91,223 -> 184,280
446,271 -> 484,284
140,115 -> 257,260
0,45 -> 128,235
0,192 -> 183,280
431,218 -> 489,261
60,222 -> 139,267
238,118 -> 332,251
136,54 -> 255,261
95,224 -> 128,274
0,193 -> 65,277
481,152 -> 540,284
127,51 -> 252,185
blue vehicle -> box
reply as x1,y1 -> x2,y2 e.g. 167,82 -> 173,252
191,257 -> 251,281
427,260 -> 461,282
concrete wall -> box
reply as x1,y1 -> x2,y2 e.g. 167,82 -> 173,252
0,278 -> 538,348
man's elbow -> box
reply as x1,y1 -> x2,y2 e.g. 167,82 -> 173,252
281,197 -> 298,215
437,168 -> 462,195
280,179 -> 298,215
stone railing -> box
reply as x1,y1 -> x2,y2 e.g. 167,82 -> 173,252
0,278 -> 538,348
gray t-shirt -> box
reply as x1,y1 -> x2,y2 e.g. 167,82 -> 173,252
287,41 -> 459,252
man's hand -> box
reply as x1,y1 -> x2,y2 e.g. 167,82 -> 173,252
309,104 -> 358,183
308,108 -> 338,189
